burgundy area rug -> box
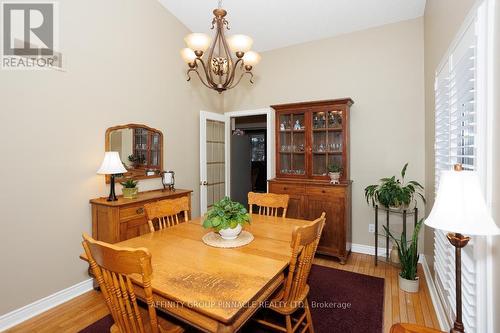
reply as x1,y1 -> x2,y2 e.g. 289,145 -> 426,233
80,265 -> 384,333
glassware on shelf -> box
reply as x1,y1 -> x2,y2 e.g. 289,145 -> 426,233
293,120 -> 301,130
321,114 -> 326,128
328,111 -> 342,128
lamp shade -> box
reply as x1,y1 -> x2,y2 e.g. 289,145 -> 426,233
184,33 -> 211,52
180,48 -> 196,64
425,170 -> 500,235
243,51 -> 261,66
228,34 -> 253,53
97,152 -> 127,175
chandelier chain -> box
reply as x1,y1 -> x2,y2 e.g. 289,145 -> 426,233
218,0 -> 222,9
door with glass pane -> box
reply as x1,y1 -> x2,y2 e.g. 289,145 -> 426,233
311,108 -> 344,178
200,111 -> 226,215
277,111 -> 306,177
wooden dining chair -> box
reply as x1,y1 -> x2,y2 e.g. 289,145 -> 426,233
255,212 -> 326,333
144,196 -> 190,233
82,233 -> 183,333
248,192 -> 289,217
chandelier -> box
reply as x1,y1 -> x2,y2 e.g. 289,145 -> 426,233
180,2 -> 261,93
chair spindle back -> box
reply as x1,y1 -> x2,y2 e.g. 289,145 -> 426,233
248,192 -> 289,217
144,196 -> 190,232
281,212 -> 326,305
82,233 -> 159,333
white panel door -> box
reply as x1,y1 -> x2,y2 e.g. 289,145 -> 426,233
200,111 -> 227,215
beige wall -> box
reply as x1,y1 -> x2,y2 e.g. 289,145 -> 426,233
0,0 -> 221,315
224,18 -> 426,249
422,0 -> 477,268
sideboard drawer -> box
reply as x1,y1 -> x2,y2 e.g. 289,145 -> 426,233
269,183 -> 305,195
305,186 -> 343,197
120,203 -> 147,221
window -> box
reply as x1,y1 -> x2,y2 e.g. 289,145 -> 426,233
433,1 -> 493,331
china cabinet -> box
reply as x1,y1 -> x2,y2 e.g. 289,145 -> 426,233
269,98 -> 353,263
274,98 -> 352,180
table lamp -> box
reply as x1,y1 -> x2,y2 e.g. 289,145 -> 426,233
97,152 -> 127,201
425,164 -> 500,333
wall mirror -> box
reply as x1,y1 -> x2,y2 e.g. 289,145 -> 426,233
105,124 -> 163,182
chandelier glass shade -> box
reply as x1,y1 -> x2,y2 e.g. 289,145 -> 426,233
181,7 -> 260,93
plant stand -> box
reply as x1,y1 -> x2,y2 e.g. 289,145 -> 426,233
374,205 -> 418,266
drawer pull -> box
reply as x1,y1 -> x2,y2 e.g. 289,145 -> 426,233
283,187 -> 288,190
322,190 -> 326,193
136,207 -> 144,214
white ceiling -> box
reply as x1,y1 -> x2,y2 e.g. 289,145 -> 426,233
159,0 -> 426,52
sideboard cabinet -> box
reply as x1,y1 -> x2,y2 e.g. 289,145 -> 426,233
90,189 -> 192,243
269,99 -> 353,263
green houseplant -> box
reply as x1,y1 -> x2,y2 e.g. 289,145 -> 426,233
120,178 -> 138,199
384,218 -> 424,293
203,197 -> 251,240
327,164 -> 342,184
364,163 -> 425,209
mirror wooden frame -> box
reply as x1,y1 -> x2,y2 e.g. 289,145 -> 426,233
105,123 -> 163,183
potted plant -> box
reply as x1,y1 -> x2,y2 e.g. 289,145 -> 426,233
203,197 -> 251,240
384,219 -> 423,293
120,178 -> 138,199
364,163 -> 425,210
327,164 -> 342,184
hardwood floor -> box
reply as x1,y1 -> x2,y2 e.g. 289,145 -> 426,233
5,289 -> 109,333
6,253 -> 440,333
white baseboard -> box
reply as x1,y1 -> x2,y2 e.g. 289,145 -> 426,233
351,242 -> 388,257
419,255 -> 449,331
0,278 -> 94,332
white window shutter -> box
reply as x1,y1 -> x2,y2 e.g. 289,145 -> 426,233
434,17 -> 480,333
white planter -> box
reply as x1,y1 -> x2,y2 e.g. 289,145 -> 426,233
398,275 -> 419,293
328,172 -> 341,184
218,224 -> 242,240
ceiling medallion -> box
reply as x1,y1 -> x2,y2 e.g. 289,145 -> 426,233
180,2 -> 261,94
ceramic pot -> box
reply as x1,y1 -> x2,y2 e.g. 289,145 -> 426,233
122,187 -> 138,199
219,224 -> 242,240
398,275 -> 419,293
328,172 -> 341,184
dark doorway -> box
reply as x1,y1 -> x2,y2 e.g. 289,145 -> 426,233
230,115 -> 267,207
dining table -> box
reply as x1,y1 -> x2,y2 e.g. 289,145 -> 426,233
81,213 -> 313,333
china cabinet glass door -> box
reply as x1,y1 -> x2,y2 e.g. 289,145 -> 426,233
278,112 -> 306,176
150,132 -> 161,167
133,128 -> 148,167
312,109 -> 343,176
